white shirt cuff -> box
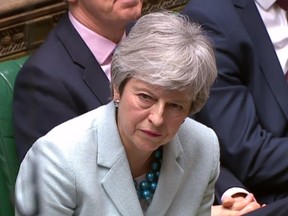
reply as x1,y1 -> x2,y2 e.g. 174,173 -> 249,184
221,187 -> 250,202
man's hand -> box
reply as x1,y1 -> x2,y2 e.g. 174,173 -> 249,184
212,193 -> 263,216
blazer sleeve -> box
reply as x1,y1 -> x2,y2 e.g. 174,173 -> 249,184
197,128 -> 220,215
183,3 -> 288,192
244,197 -> 288,216
15,137 -> 76,216
214,166 -> 248,204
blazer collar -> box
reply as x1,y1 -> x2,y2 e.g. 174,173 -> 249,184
96,102 -> 142,215
233,0 -> 288,119
56,13 -> 111,104
101,154 -> 143,216
146,135 -> 185,216
97,102 -> 185,215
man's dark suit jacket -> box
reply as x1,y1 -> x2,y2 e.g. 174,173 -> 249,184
13,12 -> 111,161
245,197 -> 288,216
183,0 -> 288,205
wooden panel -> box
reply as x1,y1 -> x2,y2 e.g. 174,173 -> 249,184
0,0 -> 66,61
0,0 -> 188,61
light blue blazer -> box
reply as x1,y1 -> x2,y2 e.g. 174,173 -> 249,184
15,102 -> 220,216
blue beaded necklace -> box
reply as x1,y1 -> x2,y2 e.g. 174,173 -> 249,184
134,148 -> 163,201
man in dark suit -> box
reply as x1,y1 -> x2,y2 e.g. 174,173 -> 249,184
183,0 -> 288,211
13,0 -> 143,161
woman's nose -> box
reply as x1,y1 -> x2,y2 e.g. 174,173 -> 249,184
148,104 -> 165,126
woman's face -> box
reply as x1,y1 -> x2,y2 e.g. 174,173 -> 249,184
114,78 -> 192,154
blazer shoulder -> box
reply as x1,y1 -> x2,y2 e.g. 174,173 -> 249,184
47,105 -> 107,137
181,118 -> 217,139
178,118 -> 220,155
176,118 -> 220,180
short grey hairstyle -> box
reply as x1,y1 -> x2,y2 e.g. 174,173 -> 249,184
111,11 -> 217,114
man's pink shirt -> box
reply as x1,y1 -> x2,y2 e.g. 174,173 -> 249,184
68,12 -> 125,81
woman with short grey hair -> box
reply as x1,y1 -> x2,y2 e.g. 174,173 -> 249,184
16,11 -> 219,216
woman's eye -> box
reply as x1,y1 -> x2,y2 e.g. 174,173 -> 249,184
169,103 -> 183,111
138,93 -> 153,101
137,93 -> 154,108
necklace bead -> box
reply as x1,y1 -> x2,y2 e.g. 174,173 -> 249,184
134,148 -> 163,201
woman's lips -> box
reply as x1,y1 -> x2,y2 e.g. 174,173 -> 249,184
141,129 -> 162,137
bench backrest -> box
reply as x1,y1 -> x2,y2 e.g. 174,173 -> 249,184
0,56 -> 28,216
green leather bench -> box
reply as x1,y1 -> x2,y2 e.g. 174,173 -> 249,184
0,56 -> 29,216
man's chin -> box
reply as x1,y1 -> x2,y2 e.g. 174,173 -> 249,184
117,0 -> 140,8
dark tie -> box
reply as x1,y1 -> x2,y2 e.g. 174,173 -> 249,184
277,0 -> 288,11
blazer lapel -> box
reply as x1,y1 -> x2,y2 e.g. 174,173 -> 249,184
233,0 -> 288,119
82,57 -> 111,104
146,136 -> 185,216
56,13 -> 111,105
97,102 -> 143,216
101,155 -> 143,216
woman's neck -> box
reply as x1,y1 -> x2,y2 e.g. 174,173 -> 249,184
126,149 -> 153,178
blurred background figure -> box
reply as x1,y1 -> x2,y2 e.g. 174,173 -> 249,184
183,0 -> 288,214
13,0 -> 143,161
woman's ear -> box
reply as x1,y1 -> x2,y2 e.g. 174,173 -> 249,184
113,86 -> 120,100
112,86 -> 120,108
